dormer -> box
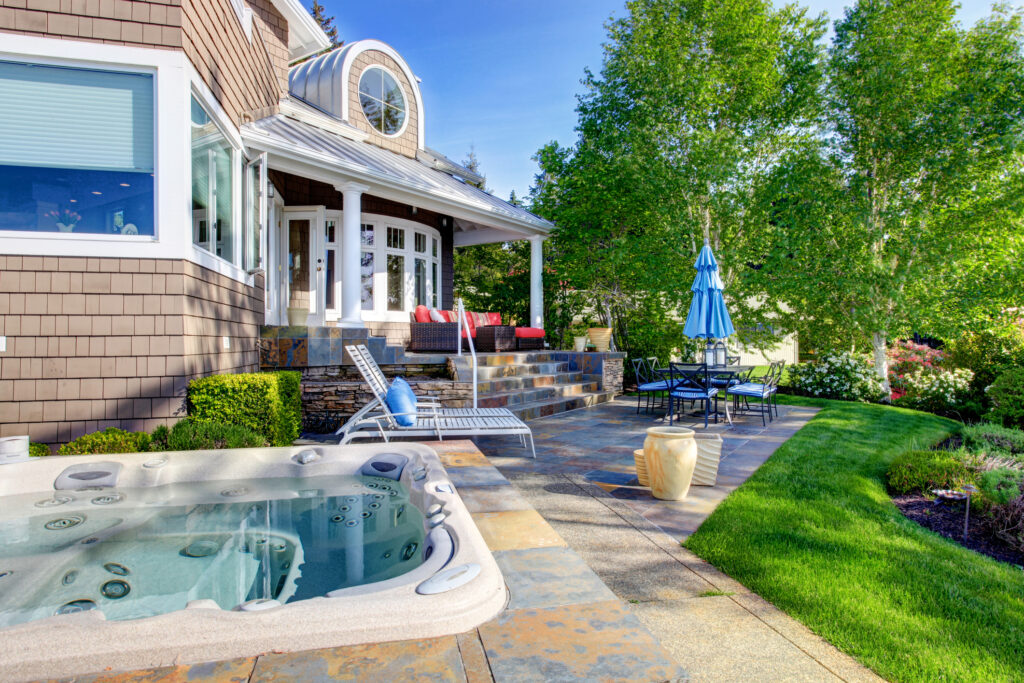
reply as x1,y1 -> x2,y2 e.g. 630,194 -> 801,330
288,40 -> 424,158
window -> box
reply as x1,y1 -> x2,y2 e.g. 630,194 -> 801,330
387,254 -> 404,311
361,217 -> 442,316
387,226 -> 404,249
192,95 -> 238,264
0,60 -> 155,236
358,66 -> 406,136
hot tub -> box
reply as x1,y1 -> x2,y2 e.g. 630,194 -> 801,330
0,443 -> 506,681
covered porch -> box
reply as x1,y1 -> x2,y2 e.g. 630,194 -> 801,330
242,111 -> 551,350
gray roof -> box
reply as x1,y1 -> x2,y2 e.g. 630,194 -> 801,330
242,114 -> 552,232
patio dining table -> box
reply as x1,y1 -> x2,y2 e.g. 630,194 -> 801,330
654,364 -> 757,425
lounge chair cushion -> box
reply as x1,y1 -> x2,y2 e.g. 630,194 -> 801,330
413,305 -> 432,323
487,312 -> 502,326
429,308 -> 447,323
385,377 -> 418,426
515,327 -> 545,338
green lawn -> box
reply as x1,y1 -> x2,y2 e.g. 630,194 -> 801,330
685,395 -> 1024,682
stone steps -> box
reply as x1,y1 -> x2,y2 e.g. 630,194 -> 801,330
477,381 -> 604,409
509,390 -> 618,421
476,372 -> 587,394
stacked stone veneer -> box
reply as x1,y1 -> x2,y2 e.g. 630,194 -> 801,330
0,256 -> 261,446
550,351 -> 625,394
299,363 -> 471,433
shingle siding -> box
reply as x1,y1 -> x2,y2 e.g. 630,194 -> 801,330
0,255 -> 262,447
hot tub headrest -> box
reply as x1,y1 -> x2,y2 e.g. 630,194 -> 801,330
360,453 -> 409,481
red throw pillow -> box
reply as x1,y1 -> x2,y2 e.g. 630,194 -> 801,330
442,310 -> 457,323
487,312 -> 502,326
414,305 -> 432,323
515,327 -> 545,338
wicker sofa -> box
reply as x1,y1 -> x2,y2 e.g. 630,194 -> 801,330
408,306 -> 545,352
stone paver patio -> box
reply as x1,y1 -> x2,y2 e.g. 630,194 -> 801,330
54,399 -> 884,682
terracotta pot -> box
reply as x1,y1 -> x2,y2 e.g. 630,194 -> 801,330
573,336 -> 588,352
643,426 -> 697,500
587,327 -> 612,352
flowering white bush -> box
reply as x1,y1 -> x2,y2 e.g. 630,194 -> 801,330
897,367 -> 974,413
788,351 -> 887,403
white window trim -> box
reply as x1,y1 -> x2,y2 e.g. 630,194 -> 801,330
356,64 -> 411,139
359,213 -> 442,323
0,36 -> 188,260
188,77 -> 252,284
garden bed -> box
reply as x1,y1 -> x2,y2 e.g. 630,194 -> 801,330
892,494 -> 1024,566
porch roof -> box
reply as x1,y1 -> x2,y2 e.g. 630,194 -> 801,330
241,114 -> 553,243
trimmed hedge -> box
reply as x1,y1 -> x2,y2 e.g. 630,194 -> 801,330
187,371 -> 301,447
58,427 -> 151,455
886,449 -> 971,495
29,442 -> 50,457
160,417 -> 266,451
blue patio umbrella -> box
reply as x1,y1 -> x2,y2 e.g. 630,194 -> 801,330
683,240 -> 735,342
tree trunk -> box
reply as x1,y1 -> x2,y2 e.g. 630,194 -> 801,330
872,331 -> 890,398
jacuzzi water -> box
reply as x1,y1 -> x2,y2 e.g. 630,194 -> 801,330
0,473 -> 426,629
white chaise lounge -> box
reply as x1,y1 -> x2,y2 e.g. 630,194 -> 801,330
335,344 -> 536,458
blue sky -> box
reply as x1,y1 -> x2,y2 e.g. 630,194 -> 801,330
325,1 -> 1004,201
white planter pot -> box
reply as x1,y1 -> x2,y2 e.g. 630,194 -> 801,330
0,436 -> 30,464
573,336 -> 588,352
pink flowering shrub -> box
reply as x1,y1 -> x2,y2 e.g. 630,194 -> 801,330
888,341 -> 946,400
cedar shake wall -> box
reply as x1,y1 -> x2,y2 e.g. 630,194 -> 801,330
0,0 -> 289,128
0,256 -> 261,447
0,0 -> 184,51
181,0 -> 289,125
347,50 -> 420,158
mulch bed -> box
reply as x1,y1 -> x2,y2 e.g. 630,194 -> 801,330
893,494 -> 1024,567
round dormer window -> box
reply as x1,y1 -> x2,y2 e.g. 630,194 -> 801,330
358,66 -> 406,137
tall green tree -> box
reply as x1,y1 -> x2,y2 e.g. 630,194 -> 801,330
309,0 -> 341,48
531,0 -> 826,351
749,1 -> 1024,390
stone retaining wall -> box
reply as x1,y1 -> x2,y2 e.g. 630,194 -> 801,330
300,362 -> 471,433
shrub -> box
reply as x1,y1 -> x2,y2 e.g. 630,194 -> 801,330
886,449 -> 972,495
985,367 -> 1024,429
58,427 -> 151,456
978,468 -> 1024,506
963,423 -> 1024,455
29,442 -> 50,457
788,351 -> 886,402
895,367 -> 975,416
187,371 -> 301,447
888,340 -> 947,398
150,424 -> 170,451
160,418 -> 266,451
987,494 -> 1024,553
947,326 -> 1024,397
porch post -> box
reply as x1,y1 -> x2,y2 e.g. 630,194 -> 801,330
529,235 -> 545,328
337,181 -> 370,327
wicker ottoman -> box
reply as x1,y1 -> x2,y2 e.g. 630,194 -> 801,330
476,325 -> 516,352
516,336 -> 545,350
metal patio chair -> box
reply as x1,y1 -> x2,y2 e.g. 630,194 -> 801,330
668,362 -> 726,429
727,361 -> 783,427
632,357 -> 670,414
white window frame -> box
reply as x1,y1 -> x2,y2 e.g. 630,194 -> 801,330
0,36 -> 183,259
359,214 -> 442,322
356,65 -> 410,139
188,81 -> 250,283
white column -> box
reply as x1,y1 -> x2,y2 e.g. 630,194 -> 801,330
337,182 -> 370,327
529,236 -> 545,329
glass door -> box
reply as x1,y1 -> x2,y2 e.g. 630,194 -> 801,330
324,213 -> 341,322
282,208 -> 322,326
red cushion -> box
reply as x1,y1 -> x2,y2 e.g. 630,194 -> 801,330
487,312 -> 502,326
515,327 -> 545,338
474,312 -> 490,328
414,305 -> 432,323
442,310 -> 457,323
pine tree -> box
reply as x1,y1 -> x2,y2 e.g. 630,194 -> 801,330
309,0 -> 340,48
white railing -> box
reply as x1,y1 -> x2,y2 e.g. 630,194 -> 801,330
455,298 -> 479,409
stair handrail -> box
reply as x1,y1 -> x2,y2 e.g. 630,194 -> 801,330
455,298 -> 479,409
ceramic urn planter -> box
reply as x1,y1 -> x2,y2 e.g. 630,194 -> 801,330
643,426 -> 697,500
